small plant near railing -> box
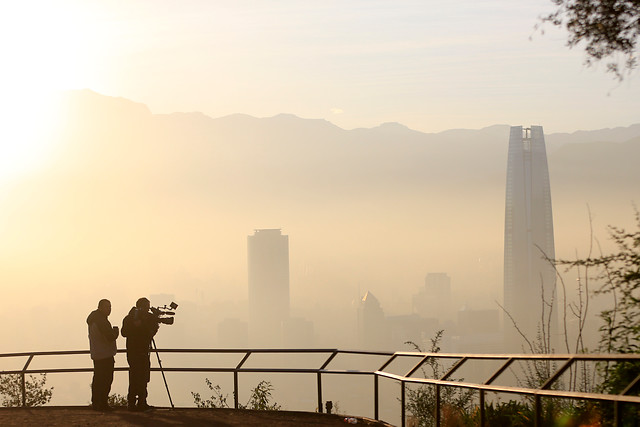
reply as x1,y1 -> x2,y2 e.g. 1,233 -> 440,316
405,331 -> 475,426
477,399 -> 603,427
107,392 -> 128,407
191,378 -> 281,410
0,373 -> 53,407
480,401 -> 533,426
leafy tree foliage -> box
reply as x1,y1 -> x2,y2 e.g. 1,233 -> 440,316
0,374 -> 53,407
558,210 -> 640,424
541,0 -> 640,79
559,210 -> 640,356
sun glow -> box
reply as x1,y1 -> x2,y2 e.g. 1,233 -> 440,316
0,2 -> 100,181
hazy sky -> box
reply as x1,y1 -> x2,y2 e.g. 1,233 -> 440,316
0,1 -> 637,359
1,0 -> 638,140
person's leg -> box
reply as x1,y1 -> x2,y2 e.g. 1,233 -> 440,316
91,359 -> 100,409
137,355 -> 152,408
103,356 -> 115,408
126,353 -> 138,409
92,358 -> 111,410
128,353 -> 149,410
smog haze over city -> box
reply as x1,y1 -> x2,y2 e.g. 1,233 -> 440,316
0,0 -> 639,410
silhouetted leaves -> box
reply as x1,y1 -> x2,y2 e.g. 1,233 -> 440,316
192,379 -> 281,410
404,332 -> 475,426
540,0 -> 640,79
0,374 -> 53,407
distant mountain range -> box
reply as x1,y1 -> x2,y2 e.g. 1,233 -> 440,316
1,89 -> 638,319
50,89 -> 639,200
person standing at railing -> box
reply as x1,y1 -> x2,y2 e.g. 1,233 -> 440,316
121,297 -> 159,412
87,299 -> 119,411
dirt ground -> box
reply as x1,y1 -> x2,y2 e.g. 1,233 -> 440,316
0,407 -> 395,426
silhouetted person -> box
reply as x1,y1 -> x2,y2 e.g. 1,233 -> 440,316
121,297 -> 158,411
87,299 -> 119,411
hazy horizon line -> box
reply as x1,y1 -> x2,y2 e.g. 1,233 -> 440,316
63,88 -> 640,136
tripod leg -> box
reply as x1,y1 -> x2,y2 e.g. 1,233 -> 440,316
152,338 -> 174,408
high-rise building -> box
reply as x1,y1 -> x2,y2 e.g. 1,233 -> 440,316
503,126 -> 556,349
357,291 -> 388,350
247,229 -> 290,347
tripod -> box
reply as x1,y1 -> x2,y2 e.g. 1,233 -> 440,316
152,338 -> 174,408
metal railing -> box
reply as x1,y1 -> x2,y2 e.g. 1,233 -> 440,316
1,348 -> 639,426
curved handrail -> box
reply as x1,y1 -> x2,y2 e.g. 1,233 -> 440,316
1,348 -> 639,426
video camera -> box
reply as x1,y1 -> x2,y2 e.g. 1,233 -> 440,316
150,302 -> 178,325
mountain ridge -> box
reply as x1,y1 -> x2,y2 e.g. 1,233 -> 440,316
63,89 -> 640,141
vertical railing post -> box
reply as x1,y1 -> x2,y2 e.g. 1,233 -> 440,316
21,372 -> 26,407
20,354 -> 34,407
535,395 -> 541,427
400,381 -> 405,427
479,389 -> 485,427
435,384 -> 441,426
234,351 -> 251,410
317,372 -> 323,413
316,350 -> 339,414
374,374 -> 379,420
614,401 -> 621,427
233,371 -> 239,409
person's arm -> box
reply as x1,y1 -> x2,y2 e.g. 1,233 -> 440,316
121,308 -> 141,338
142,315 -> 159,341
97,317 -> 119,341
121,315 -> 131,338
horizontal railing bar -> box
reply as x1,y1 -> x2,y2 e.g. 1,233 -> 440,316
0,350 -> 92,358
374,372 -> 640,403
390,352 -> 640,361
331,350 -> 395,356
0,367 -> 377,376
151,348 -> 342,354
0,348 -> 395,359
150,348 -> 393,356
2,349 -> 639,361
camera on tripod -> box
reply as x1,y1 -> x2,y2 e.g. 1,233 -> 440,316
150,302 -> 178,325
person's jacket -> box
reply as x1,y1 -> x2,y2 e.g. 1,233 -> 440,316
87,309 -> 119,361
121,307 -> 159,354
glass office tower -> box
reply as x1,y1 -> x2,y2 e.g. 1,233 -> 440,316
504,126 -> 556,349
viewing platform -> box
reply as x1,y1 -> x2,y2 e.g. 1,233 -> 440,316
0,407 -> 391,426
2,348 -> 639,426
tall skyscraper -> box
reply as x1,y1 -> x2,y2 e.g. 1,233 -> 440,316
503,126 -> 556,349
247,229 -> 290,347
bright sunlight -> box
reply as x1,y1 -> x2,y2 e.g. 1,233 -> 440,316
0,2 -> 101,181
